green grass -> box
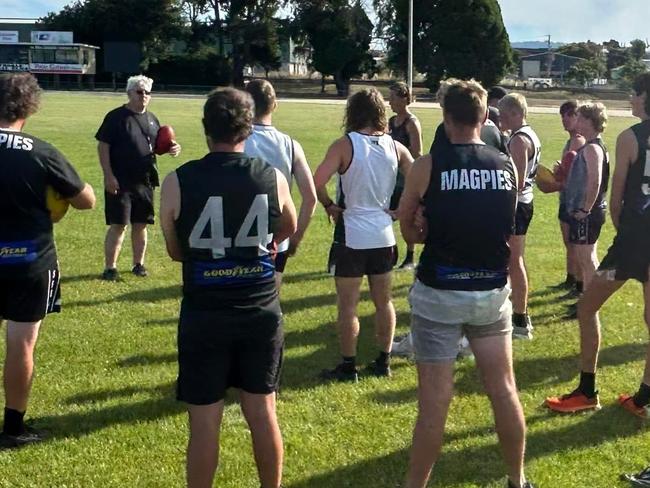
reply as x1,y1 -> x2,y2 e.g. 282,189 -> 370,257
0,91 -> 648,487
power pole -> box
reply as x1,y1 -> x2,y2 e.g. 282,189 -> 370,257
407,0 -> 414,93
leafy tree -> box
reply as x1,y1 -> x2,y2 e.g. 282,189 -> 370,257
618,59 -> 649,90
294,0 -> 376,96
374,0 -> 512,92
40,0 -> 183,69
566,58 -> 605,86
629,39 -> 648,61
556,41 -> 601,60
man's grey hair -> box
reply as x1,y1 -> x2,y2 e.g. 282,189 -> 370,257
126,75 -> 153,93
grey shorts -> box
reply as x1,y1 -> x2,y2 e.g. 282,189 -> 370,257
411,313 -> 512,363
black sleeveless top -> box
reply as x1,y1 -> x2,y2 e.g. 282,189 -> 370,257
417,143 -> 517,291
622,120 -> 650,220
175,152 -> 281,308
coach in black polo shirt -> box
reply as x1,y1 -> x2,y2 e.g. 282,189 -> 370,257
96,75 -> 180,280
0,73 -> 95,448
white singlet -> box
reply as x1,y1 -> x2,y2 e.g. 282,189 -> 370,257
508,125 -> 541,204
338,132 -> 398,249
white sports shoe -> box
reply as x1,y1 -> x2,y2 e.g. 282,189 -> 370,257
391,333 -> 414,358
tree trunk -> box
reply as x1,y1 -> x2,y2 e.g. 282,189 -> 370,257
334,70 -> 348,97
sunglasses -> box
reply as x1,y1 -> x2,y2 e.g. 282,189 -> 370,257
135,89 -> 151,96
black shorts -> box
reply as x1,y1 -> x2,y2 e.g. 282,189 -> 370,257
558,202 -> 571,224
569,208 -> 606,245
327,243 -> 396,277
389,185 -> 404,212
105,184 -> 155,225
599,217 -> 650,283
177,300 -> 284,405
275,250 -> 289,274
513,201 -> 534,236
0,269 -> 61,322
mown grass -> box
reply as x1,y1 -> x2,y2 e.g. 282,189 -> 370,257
0,91 -> 647,487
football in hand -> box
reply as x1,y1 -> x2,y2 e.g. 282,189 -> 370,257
555,150 -> 577,183
154,125 -> 176,155
46,186 -> 70,223
536,165 -> 562,193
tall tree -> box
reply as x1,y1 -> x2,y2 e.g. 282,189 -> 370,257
294,0 -> 376,96
40,0 -> 183,69
629,39 -> 648,61
374,0 -> 512,92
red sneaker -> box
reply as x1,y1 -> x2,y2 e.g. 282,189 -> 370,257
545,389 -> 601,413
619,394 -> 649,419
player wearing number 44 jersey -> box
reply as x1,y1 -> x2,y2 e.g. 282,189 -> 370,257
160,88 -> 296,488
545,73 -> 650,417
0,73 -> 95,449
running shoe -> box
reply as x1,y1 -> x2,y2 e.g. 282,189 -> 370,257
622,466 -> 650,486
545,389 -> 601,413
396,259 -> 415,271
319,363 -> 359,383
0,427 -> 46,449
507,479 -> 535,488
391,333 -> 414,358
101,268 -> 120,281
619,394 -> 649,419
132,263 -> 148,277
365,359 -> 391,378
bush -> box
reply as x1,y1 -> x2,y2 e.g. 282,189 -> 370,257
148,51 -> 232,86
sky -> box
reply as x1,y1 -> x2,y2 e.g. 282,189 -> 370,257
2,0 -> 649,45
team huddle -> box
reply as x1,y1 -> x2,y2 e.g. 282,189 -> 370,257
1,70 -> 650,488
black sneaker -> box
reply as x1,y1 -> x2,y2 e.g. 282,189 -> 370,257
507,479 -> 535,488
365,360 -> 391,378
132,263 -> 148,277
0,427 -> 46,449
319,363 -> 359,383
101,268 -> 119,281
622,466 -> 650,487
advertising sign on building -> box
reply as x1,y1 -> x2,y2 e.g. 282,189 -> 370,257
30,63 -> 83,74
0,63 -> 29,72
0,31 -> 19,43
31,31 -> 73,44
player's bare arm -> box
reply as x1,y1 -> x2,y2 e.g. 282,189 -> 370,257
399,154 -> 431,244
160,171 -> 183,261
275,168 -> 298,244
288,140 -> 317,255
97,141 -> 119,194
395,140 -> 415,177
610,128 -> 637,229
567,134 -> 586,154
314,136 -> 350,223
509,134 -> 530,191
577,143 -> 604,218
68,183 -> 96,210
406,117 -> 423,158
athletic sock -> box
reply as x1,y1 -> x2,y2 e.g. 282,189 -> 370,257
578,371 -> 596,398
341,356 -> 356,373
404,250 -> 414,262
377,351 -> 390,366
565,273 -> 576,286
576,281 -> 584,294
632,383 -> 650,408
512,312 -> 526,329
2,407 -> 26,436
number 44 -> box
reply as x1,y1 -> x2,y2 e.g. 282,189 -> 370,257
189,194 -> 273,258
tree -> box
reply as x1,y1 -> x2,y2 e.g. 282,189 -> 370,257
294,0 -> 376,96
566,58 -> 605,86
40,0 -> 183,70
556,41 -> 601,60
618,59 -> 649,90
374,0 -> 512,92
629,39 -> 648,61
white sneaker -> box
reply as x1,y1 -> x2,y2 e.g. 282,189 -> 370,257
457,336 -> 474,360
391,333 -> 414,358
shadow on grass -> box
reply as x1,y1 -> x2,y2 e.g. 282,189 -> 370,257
289,406 -> 646,487
282,270 -> 330,285
451,342 -> 647,396
36,382 -> 184,441
117,352 -> 176,368
67,284 -> 182,308
60,273 -> 101,284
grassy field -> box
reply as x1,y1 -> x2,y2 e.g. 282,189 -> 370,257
0,91 -> 648,488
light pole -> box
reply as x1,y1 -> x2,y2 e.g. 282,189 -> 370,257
407,0 -> 413,93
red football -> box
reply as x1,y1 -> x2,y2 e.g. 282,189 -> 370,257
556,150 -> 577,182
154,125 -> 175,155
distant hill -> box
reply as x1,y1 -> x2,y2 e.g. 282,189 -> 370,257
511,41 -> 565,49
